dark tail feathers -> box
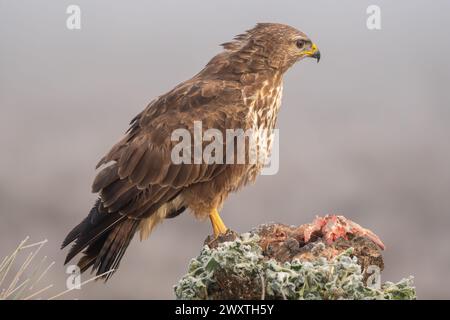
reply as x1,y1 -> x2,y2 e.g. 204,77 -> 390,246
62,199 -> 138,281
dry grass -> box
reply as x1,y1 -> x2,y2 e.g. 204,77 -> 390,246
0,237 -> 113,300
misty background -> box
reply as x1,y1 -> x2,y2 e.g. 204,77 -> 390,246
1,0 -> 449,299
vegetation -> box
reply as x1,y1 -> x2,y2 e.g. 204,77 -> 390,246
175,228 -> 415,300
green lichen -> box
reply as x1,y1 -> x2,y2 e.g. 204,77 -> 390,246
174,233 -> 416,300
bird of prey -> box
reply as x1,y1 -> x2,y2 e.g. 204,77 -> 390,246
62,23 -> 321,279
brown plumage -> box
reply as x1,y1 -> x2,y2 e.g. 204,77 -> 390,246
62,23 -> 320,280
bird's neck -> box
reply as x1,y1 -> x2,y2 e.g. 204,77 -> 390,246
201,50 -> 285,81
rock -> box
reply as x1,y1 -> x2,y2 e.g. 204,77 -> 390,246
174,216 -> 416,300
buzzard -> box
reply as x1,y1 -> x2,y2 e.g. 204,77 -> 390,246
62,23 -> 321,279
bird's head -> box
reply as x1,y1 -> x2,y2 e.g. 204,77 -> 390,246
221,23 -> 320,73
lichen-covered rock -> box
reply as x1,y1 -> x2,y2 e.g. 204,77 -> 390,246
174,219 -> 416,300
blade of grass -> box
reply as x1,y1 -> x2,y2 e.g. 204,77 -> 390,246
47,269 -> 115,300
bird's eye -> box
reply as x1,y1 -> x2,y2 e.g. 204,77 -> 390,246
296,39 -> 306,49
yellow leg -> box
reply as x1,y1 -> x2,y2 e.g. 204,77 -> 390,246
209,208 -> 228,237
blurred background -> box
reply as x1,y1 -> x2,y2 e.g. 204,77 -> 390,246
1,0 -> 449,299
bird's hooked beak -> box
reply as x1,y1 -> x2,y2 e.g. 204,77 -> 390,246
303,43 -> 321,63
